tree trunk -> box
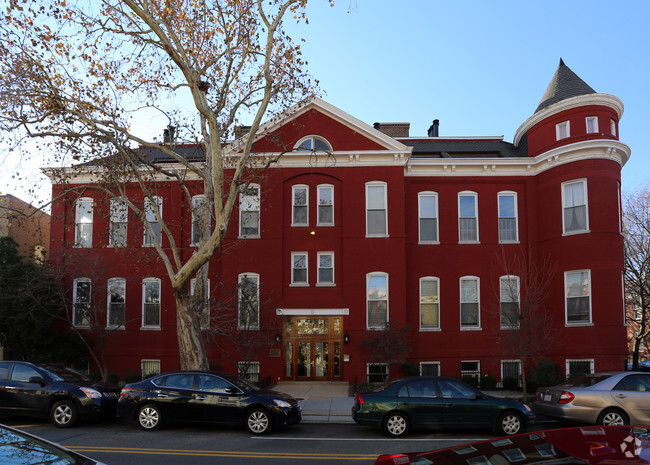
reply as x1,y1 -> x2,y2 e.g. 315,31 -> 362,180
174,288 -> 209,370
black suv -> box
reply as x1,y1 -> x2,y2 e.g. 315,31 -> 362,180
0,361 -> 120,427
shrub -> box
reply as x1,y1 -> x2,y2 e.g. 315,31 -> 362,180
480,375 -> 497,390
124,372 -> 142,384
502,376 -> 519,390
527,359 -> 561,390
461,375 -> 479,388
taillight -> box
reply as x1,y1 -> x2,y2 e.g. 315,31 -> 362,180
375,454 -> 411,465
120,388 -> 133,397
355,393 -> 365,405
558,391 -> 575,404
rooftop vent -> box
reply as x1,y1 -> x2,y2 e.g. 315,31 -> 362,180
427,119 -> 439,137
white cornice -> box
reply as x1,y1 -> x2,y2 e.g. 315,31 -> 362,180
514,93 -> 624,147
276,308 -> 350,316
405,139 -> 630,178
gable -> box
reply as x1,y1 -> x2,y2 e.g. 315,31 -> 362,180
230,97 -> 410,156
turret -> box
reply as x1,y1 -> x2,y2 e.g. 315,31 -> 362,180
514,59 -> 623,158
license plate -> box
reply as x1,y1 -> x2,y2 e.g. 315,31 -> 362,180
543,394 -> 552,402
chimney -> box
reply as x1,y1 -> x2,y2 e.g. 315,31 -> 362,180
234,125 -> 252,139
163,125 -> 176,143
373,122 -> 410,137
427,119 -> 439,137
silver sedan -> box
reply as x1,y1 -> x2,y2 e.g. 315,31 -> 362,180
534,372 -> 650,426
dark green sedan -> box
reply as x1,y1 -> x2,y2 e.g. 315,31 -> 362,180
352,376 -> 535,437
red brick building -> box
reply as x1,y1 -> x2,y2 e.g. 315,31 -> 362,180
47,60 -> 630,384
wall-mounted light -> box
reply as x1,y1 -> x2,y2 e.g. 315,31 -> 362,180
275,333 -> 281,344
310,230 -> 316,236
344,332 -> 349,344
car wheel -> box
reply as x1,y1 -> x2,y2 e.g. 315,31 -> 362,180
138,404 -> 163,431
50,400 -> 78,428
246,408 -> 272,434
598,408 -> 629,426
383,412 -> 409,438
497,411 -> 522,436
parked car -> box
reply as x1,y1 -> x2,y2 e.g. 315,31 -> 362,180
0,422 -> 104,464
117,370 -> 301,434
0,361 -> 120,428
534,371 -> 650,426
374,425 -> 650,465
352,376 -> 535,437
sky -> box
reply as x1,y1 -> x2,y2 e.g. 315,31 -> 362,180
2,0 -> 648,207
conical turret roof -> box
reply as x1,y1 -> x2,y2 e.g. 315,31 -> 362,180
535,59 -> 596,113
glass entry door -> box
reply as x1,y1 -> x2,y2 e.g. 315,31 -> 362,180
284,317 -> 342,381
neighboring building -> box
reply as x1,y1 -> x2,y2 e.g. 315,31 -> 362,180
0,194 -> 50,262
46,60 -> 630,383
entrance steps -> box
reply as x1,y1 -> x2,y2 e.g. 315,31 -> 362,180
273,381 -> 354,424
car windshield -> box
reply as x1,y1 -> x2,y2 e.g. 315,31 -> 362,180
40,365 -> 90,382
0,426 -> 82,464
222,374 -> 258,392
559,374 -> 611,387
371,379 -> 402,393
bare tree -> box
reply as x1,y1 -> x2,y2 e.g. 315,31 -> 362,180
491,249 -> 559,400
206,275 -> 280,382
0,0 -> 327,369
623,186 -> 650,369
361,321 -> 412,383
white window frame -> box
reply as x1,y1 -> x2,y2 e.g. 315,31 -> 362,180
291,252 -> 308,286
500,275 -> 520,329
585,116 -> 598,134
460,360 -> 481,379
143,196 -> 163,247
497,191 -> 518,243
316,251 -> 334,286
141,278 -> 161,329
109,197 -> 128,247
366,362 -> 388,383
190,277 -> 211,329
317,184 -> 334,226
74,198 -> 93,248
141,359 -> 160,379
562,179 -> 589,235
565,270 -> 592,326
190,195 -> 206,246
458,191 -> 479,243
238,361 -> 261,383
419,361 -> 440,377
460,276 -> 481,330
366,181 -> 388,237
72,277 -> 91,327
610,119 -> 617,137
419,276 -> 440,331
556,120 -> 570,140
291,185 -> 309,226
239,184 -> 260,238
294,135 -> 332,151
367,272 -> 389,329
501,360 -> 522,387
418,191 -> 439,244
107,277 -> 126,329
238,273 -> 260,330
565,359 -> 594,378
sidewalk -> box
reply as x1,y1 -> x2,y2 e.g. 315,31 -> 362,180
274,381 -> 355,424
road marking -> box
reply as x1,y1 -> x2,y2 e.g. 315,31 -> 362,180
68,446 -> 377,460
253,436 -> 489,442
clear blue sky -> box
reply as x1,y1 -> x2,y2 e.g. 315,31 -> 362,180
2,0 -> 648,205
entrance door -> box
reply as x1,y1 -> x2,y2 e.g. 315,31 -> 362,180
284,317 -> 343,381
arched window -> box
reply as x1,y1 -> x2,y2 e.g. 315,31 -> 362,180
294,135 -> 332,151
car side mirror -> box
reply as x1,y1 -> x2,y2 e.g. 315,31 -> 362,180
28,376 -> 46,387
225,387 -> 240,395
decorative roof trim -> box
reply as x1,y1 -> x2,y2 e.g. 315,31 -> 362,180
405,139 -> 630,178
276,308 -> 350,316
225,96 -> 410,154
514,93 -> 624,147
